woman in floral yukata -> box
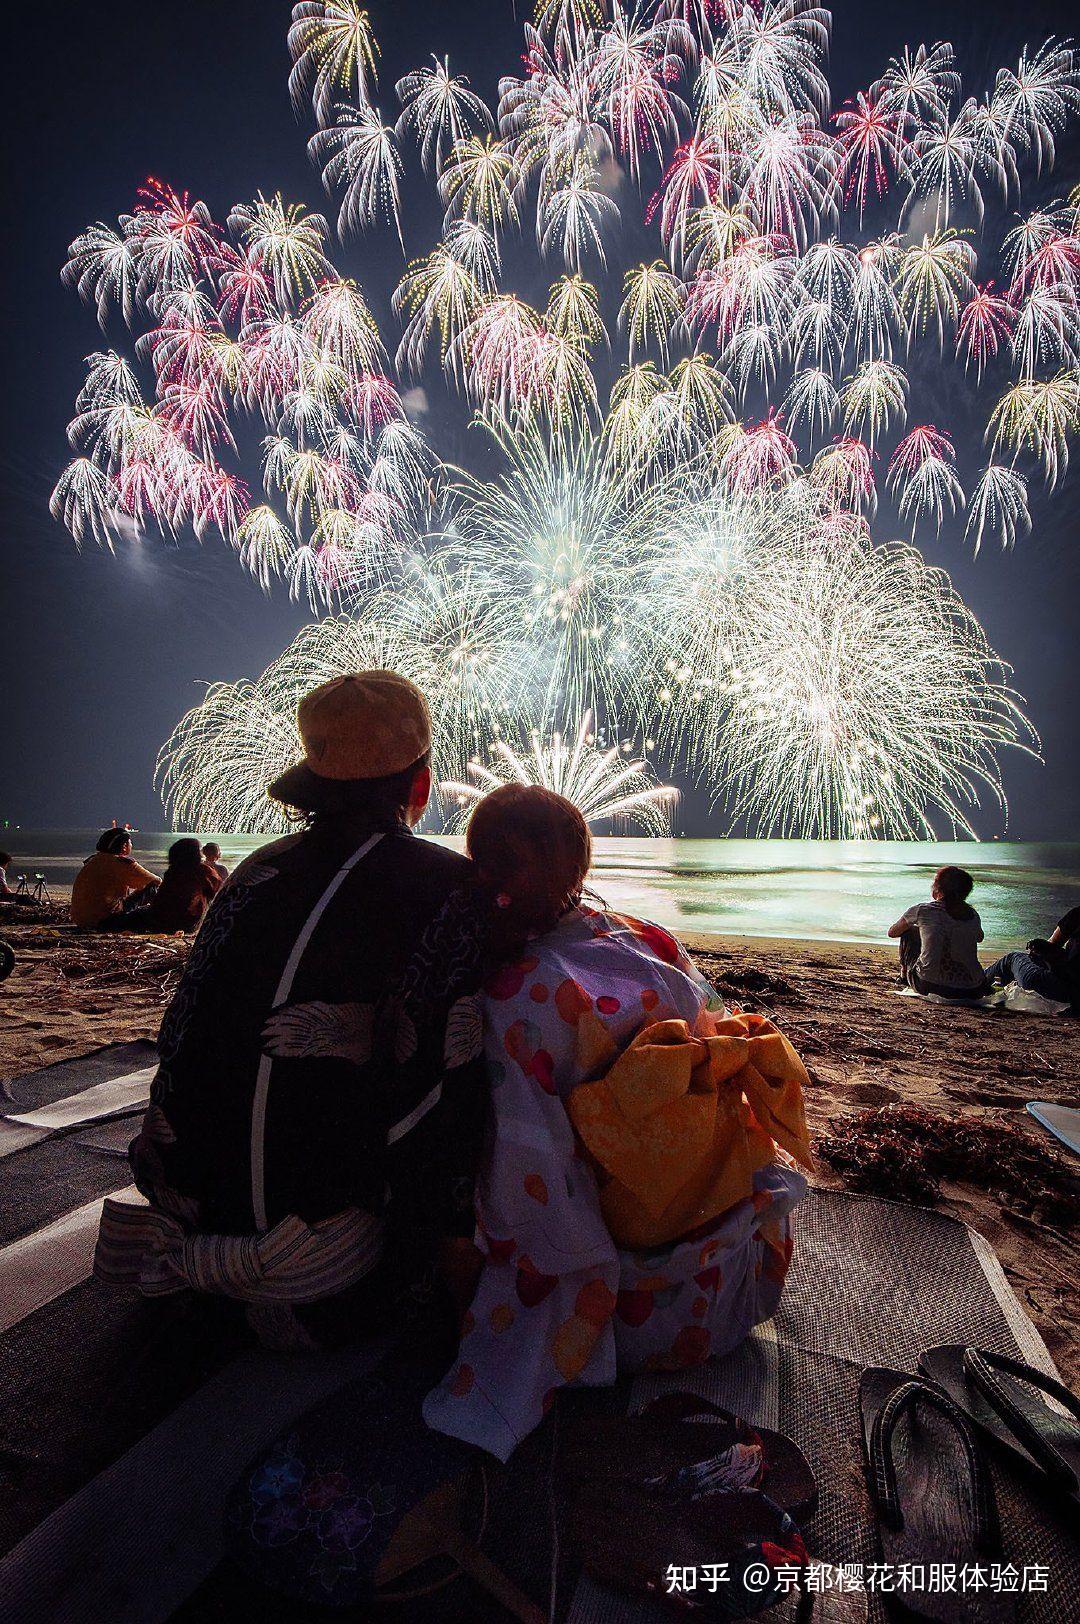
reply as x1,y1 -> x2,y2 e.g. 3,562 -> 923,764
424,785 -> 813,1462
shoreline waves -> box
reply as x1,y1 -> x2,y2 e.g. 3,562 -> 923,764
3,831 -> 1078,950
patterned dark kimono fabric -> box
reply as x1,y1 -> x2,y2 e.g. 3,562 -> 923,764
120,814 -> 490,1347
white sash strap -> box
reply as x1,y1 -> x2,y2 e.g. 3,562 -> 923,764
250,832 -> 384,1231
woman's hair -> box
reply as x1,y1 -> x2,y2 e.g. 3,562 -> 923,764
96,828 -> 131,855
467,785 -> 592,956
934,865 -> 974,905
168,837 -> 204,869
0,852 -> 10,868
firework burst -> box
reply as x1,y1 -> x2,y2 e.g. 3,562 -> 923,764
55,1 -> 1080,835
441,712 -> 678,834
643,483 -> 1037,837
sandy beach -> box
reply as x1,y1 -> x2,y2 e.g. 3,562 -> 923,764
1,906 -> 1076,1382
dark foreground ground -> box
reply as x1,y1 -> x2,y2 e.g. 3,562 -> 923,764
1,914 -> 1077,1380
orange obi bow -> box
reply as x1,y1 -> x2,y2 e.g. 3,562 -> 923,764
566,1013 -> 813,1250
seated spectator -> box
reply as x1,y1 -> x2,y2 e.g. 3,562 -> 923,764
987,903 -> 1080,1007
887,865 -> 988,999
95,671 -> 489,1353
102,837 -> 220,934
424,785 -> 811,1460
202,841 -> 229,883
0,852 -> 40,907
70,828 -> 159,929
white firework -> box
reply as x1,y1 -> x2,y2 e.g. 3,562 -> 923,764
678,489 -> 1038,838
441,711 -> 678,834
445,413 -> 674,733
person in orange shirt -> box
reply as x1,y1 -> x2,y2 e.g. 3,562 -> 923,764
70,828 -> 159,929
102,838 -> 220,934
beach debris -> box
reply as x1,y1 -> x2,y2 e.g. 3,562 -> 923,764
43,933 -> 190,1004
817,1103 -> 1079,1230
694,956 -> 803,1009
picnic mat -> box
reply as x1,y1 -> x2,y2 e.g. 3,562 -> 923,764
498,1188 -> 1077,1624
2,1187 -> 1071,1623
0,1043 -> 155,1245
0,1341 -> 391,1624
0,1040 -> 157,1113
610,1188 -> 1077,1624
1027,1102 -> 1080,1158
75,1120 -> 142,1157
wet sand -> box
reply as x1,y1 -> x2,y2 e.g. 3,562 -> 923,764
1,910 -> 1076,1380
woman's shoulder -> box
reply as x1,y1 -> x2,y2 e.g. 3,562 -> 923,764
542,906 -> 697,978
907,899 -> 940,924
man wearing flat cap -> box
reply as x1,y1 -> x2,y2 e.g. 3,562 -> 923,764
96,673 -> 489,1350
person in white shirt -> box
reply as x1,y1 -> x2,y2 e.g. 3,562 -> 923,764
0,853 -> 39,908
888,866 -> 988,999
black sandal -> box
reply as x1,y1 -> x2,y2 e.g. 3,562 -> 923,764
918,1346 -> 1080,1517
859,1369 -> 1014,1622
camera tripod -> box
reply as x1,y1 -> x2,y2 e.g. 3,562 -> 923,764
15,873 -> 52,904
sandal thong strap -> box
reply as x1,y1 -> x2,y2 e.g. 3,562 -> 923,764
962,1349 -> 1080,1492
869,1379 -> 994,1548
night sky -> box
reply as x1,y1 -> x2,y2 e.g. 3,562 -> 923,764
2,0 -> 1077,838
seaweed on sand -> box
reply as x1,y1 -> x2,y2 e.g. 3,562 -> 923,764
817,1103 -> 1080,1230
693,956 -> 802,1008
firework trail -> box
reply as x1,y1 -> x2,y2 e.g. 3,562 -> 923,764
55,1 -> 1080,835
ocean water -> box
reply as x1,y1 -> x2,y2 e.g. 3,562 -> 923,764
4,830 -> 1078,949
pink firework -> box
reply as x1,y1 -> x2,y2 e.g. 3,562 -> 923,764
887,424 -> 964,534
217,250 -> 275,328
955,284 -> 1016,381
456,294 -> 547,414
192,465 -> 251,544
687,234 -> 794,346
138,295 -> 223,390
722,410 -> 798,493
739,111 -> 837,247
594,10 -> 689,179
350,373 -> 404,436
833,88 -> 909,220
648,135 -> 725,264
158,380 -> 235,458
1009,230 -> 1080,300
130,178 -> 225,291
887,423 -> 955,482
811,436 -> 876,513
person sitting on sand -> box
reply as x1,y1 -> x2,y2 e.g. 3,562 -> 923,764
95,672 -> 491,1352
0,852 -> 40,908
423,785 -> 812,1461
101,837 -> 221,934
987,903 -> 1080,1008
202,841 -> 229,883
888,865 -> 988,1000
70,828 -> 159,929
